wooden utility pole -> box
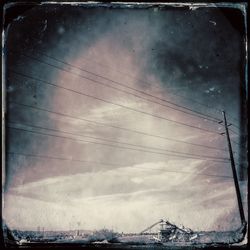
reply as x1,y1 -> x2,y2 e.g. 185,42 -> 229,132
222,111 -> 245,224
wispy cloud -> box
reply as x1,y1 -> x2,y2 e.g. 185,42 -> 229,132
4,160 -> 241,232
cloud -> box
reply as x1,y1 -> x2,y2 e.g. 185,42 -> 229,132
5,6 -> 246,234
5,160 -> 242,232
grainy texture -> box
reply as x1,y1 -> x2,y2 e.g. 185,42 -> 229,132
2,2 -> 248,247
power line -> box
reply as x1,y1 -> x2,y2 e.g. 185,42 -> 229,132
231,139 -> 240,146
231,139 -> 246,147
36,50 -> 242,127
38,51 -> 239,125
11,51 -> 224,124
230,123 -> 240,130
11,70 -> 220,124
8,121 -> 229,161
219,127 -> 243,138
9,101 -> 228,152
8,70 -> 222,135
7,152 -> 233,180
228,128 -> 244,137
6,152 -> 121,166
7,126 -> 230,163
217,120 -> 240,131
47,51 -> 244,127
226,113 -> 241,124
18,41 -> 240,125
58,50 -> 240,125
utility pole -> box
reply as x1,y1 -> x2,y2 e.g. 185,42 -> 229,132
222,111 -> 245,225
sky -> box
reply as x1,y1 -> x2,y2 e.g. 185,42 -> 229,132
2,3 -> 248,233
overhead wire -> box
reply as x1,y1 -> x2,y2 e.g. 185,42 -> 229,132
8,69 -> 224,134
12,38 -> 241,125
7,126 -> 230,163
5,46 -> 245,202
9,101 -> 228,152
231,139 -> 246,147
35,51 -> 235,122
8,70 -> 222,135
33,50 -> 242,126
8,121 -> 229,161
10,51 -> 224,124
55,50 -> 240,124
228,128 -> 245,137
7,152 -> 122,166
7,152 -> 233,179
10,70 -> 220,123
